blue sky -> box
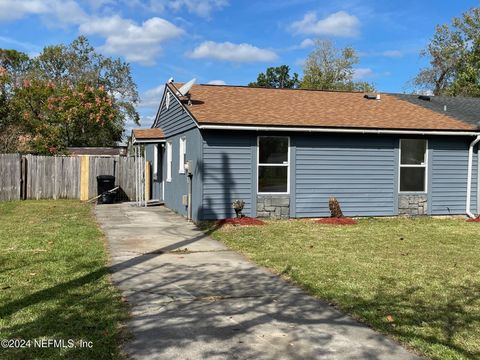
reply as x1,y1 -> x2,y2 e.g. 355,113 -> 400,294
0,0 -> 478,132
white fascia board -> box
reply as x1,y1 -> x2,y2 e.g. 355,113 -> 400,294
198,124 -> 480,137
132,138 -> 166,144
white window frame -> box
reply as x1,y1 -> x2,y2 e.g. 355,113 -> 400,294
398,139 -> 428,193
153,144 -> 158,178
179,137 -> 186,174
166,141 -> 172,182
257,136 -> 290,195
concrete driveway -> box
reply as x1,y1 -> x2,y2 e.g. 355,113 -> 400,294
96,203 -> 419,360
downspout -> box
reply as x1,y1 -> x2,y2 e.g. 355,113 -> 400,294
466,135 -> 480,218
478,145 -> 480,215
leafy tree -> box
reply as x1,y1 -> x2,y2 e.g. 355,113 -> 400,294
0,36 -> 139,154
0,50 -> 30,152
352,81 -> 376,93
413,8 -> 480,96
31,36 -> 139,130
301,40 -> 373,91
13,79 -> 120,154
248,65 -> 300,88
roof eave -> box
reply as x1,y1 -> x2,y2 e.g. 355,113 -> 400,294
197,123 -> 480,136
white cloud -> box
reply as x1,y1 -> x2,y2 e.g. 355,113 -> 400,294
189,41 -> 277,63
138,85 -> 165,108
165,0 -> 228,17
353,68 -> 374,80
0,1 -> 184,65
207,80 -> 226,85
123,0 -> 228,18
139,115 -> 156,128
381,50 -> 403,58
80,16 -> 184,65
0,0 -> 87,24
289,11 -> 360,37
299,38 -> 315,48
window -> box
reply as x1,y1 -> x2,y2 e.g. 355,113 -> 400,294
399,139 -> 427,192
257,136 -> 289,193
166,141 -> 172,182
179,137 -> 186,173
153,144 -> 158,179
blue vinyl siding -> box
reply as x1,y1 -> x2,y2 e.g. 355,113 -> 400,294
155,89 -> 196,137
295,134 -> 397,217
201,131 -> 255,220
162,127 -> 203,220
430,138 -> 478,215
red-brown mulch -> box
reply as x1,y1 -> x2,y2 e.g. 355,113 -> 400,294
316,217 -> 358,225
466,216 -> 480,222
217,217 -> 265,226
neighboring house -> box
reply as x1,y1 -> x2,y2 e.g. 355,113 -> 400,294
67,147 -> 128,156
140,83 -> 480,221
131,128 -> 165,202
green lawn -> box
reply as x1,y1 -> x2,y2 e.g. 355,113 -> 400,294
0,200 -> 129,359
208,217 -> 480,359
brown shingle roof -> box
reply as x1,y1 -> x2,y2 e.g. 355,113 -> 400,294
132,128 -> 165,139
169,83 -> 478,131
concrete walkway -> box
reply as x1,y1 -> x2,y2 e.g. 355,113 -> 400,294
96,203 -> 419,360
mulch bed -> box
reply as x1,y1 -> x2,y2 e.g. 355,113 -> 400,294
218,217 -> 266,226
316,217 -> 358,225
467,216 -> 480,223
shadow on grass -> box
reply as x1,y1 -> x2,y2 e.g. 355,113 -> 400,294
2,213 -> 478,359
343,276 -> 480,359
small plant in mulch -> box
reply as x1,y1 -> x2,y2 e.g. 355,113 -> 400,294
232,199 -> 245,218
217,217 -> 265,226
316,197 -> 358,225
467,216 -> 480,223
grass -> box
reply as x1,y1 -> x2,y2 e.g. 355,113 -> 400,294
0,200 -> 129,359
207,217 -> 480,359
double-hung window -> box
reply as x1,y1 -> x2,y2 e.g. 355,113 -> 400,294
257,136 -> 289,194
166,141 -> 172,182
399,139 -> 427,192
179,137 -> 186,174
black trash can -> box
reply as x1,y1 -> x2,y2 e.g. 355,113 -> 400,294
97,175 -> 115,204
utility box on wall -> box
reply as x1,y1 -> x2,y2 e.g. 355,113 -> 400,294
182,194 -> 188,206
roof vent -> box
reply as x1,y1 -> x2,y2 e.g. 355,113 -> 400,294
418,95 -> 431,101
364,93 -> 381,100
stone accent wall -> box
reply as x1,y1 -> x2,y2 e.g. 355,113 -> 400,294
257,195 -> 290,218
398,194 -> 427,216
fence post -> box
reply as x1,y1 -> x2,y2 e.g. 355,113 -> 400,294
21,156 -> 27,200
80,156 -> 90,201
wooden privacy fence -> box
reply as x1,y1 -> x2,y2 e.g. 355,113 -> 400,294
0,154 -> 143,201
0,154 -> 22,201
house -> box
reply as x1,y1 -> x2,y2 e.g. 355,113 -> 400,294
67,147 -> 128,156
131,128 -> 165,202
139,82 -> 480,221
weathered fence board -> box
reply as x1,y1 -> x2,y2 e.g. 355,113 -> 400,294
0,154 -> 142,201
25,155 -> 81,200
0,154 -> 21,201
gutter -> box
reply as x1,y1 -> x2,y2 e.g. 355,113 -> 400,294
132,139 -> 166,145
198,124 -> 479,137
466,135 -> 480,218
